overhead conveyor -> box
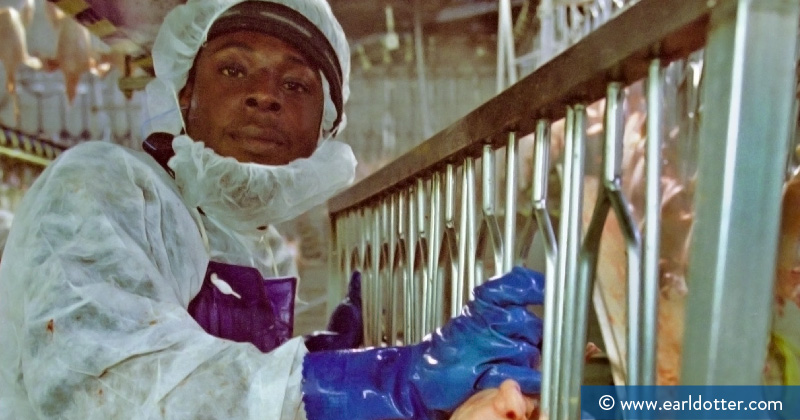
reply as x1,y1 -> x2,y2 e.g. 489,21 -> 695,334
0,124 -> 65,166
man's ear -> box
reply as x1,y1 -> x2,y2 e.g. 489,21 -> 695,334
178,82 -> 192,115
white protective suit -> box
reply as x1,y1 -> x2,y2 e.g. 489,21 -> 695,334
0,0 -> 356,418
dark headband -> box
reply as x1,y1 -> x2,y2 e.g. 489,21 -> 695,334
207,1 -> 344,133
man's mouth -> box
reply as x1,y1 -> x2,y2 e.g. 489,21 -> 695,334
234,126 -> 287,146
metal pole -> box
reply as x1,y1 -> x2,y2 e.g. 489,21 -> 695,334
538,0 -> 556,67
447,164 -> 464,318
482,144 -> 504,278
604,82 -> 644,386
371,205 -> 382,345
389,193 -> 398,345
380,198 -> 391,346
396,191 -> 408,344
416,178 -> 428,339
502,0 -> 518,84
497,0 -> 518,92
414,0 -> 433,138
429,172 -> 443,330
466,158 -> 478,293
681,0 -> 800,385
557,105 -> 587,420
641,58 -> 663,385
504,133 -> 518,273
408,183 -> 421,343
360,208 -> 373,346
552,108 -> 575,420
534,119 -> 560,420
405,186 -> 417,343
562,104 -> 588,419
458,161 -> 470,310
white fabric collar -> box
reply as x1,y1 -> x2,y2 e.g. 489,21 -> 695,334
167,134 -> 355,236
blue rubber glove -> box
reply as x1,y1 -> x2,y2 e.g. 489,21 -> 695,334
304,271 -> 364,352
302,266 -> 545,420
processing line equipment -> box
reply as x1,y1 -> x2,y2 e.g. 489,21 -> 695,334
327,1 -> 800,419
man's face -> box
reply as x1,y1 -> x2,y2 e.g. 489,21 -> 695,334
179,31 -> 324,166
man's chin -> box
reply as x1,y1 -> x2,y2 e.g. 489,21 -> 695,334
240,151 -> 292,166
226,144 -> 292,166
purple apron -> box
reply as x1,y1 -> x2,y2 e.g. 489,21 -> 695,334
188,261 -> 296,353
141,135 -> 297,353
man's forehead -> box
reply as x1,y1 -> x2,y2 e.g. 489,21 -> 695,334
204,32 -> 316,69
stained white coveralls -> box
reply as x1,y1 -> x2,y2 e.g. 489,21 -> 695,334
0,0 -> 356,418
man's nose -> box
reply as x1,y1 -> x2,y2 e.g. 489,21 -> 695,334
244,79 -> 282,112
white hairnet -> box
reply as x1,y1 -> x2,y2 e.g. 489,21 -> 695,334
143,0 -> 351,141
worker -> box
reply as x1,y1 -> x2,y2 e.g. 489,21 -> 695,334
0,1 -> 545,419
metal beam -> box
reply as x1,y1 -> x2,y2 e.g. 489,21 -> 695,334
681,0 -> 800,385
329,0 -> 713,215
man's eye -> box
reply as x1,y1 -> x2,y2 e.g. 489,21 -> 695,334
220,65 -> 246,78
284,80 -> 309,92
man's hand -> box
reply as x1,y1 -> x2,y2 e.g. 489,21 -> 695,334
450,379 -> 538,420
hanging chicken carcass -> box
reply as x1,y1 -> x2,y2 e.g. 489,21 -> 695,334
0,6 -> 42,123
26,0 -> 63,65
54,16 -> 95,103
40,0 -> 186,98
78,0 -> 184,54
0,0 -> 32,24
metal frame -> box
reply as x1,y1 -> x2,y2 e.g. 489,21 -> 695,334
328,0 -> 712,215
681,0 -> 800,385
327,0 -> 800,418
